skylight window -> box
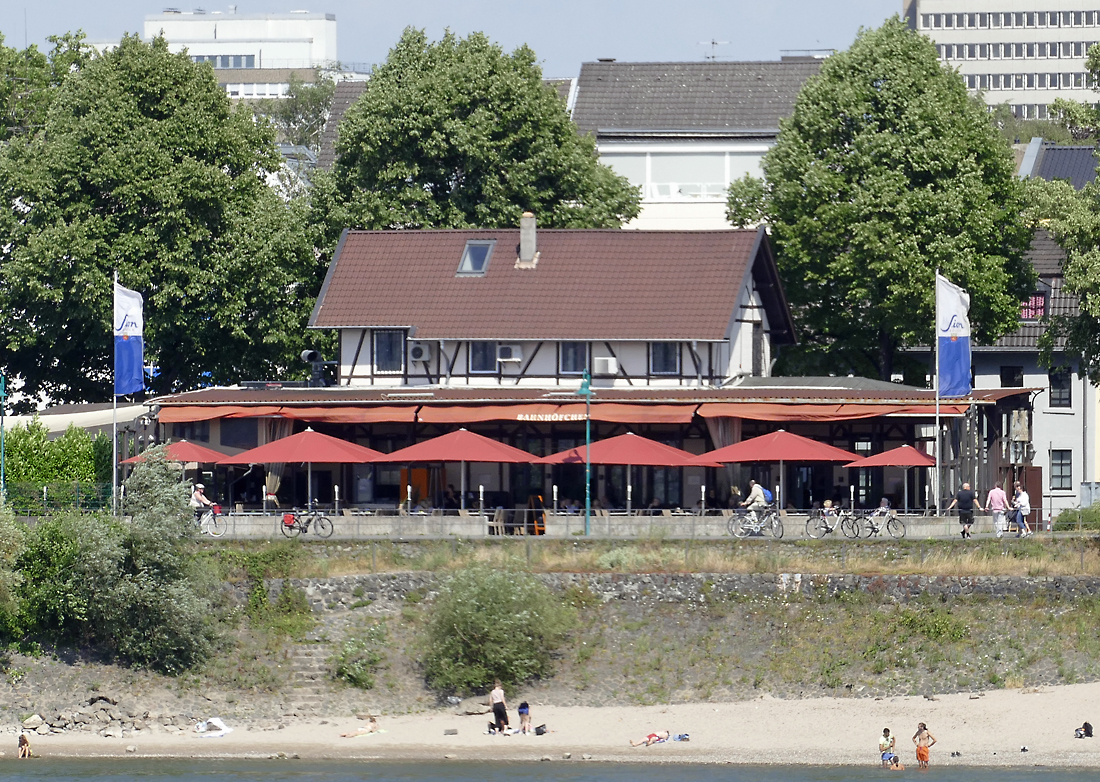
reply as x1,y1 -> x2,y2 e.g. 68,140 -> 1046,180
457,240 -> 496,276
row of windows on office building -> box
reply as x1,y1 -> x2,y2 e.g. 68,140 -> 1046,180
921,10 -> 1100,29
192,54 -> 256,69
938,40 -> 1096,59
963,72 -> 1092,91
224,83 -> 291,98
369,331 -> 685,376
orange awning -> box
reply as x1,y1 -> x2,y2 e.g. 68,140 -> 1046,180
280,406 -> 417,423
697,403 -> 967,421
417,404 -> 563,424
565,403 -> 697,424
158,406 -> 246,423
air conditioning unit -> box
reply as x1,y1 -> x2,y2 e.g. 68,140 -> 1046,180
408,341 -> 433,362
593,356 -> 618,376
497,344 -> 523,362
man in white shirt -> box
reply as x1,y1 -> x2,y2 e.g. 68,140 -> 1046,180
1012,481 -> 1032,537
740,480 -> 768,523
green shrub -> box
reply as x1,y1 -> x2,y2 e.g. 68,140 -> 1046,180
333,621 -> 387,689
1054,504 -> 1100,531
898,606 -> 968,641
422,565 -> 575,695
0,503 -> 25,636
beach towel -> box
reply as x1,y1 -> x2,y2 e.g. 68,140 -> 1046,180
195,717 -> 233,738
347,729 -> 387,738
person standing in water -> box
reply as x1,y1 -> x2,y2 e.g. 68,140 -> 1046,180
913,722 -> 937,769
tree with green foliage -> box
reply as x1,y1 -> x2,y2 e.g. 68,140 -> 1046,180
5,420 -> 94,483
0,31 -> 91,141
1022,176 -> 1100,383
727,17 -> 1035,381
423,564 -> 574,694
310,28 -> 639,252
988,101 -> 1087,146
0,35 -> 324,408
14,450 -> 216,672
253,69 -> 337,153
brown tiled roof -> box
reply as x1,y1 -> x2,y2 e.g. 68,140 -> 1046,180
308,227 -> 795,343
572,60 -> 822,135
152,383 -> 1026,408
1026,229 -> 1065,276
317,80 -> 367,170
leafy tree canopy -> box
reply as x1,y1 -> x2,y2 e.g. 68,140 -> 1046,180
312,27 -> 639,248
0,31 -> 92,141
0,35 -> 325,408
1023,176 -> 1100,382
253,69 -> 336,153
728,17 -> 1034,381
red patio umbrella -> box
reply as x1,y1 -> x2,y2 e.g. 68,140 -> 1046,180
845,445 -> 935,513
542,433 -> 718,512
218,428 -> 386,508
120,439 -> 227,465
377,429 -> 539,509
693,430 -> 859,508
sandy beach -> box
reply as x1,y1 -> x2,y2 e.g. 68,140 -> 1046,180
17,681 -> 1100,767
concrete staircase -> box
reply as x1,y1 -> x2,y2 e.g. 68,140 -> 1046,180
284,642 -> 333,713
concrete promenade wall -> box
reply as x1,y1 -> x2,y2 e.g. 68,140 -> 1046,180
266,571 -> 1100,613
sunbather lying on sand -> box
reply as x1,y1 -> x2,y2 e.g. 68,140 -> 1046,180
341,717 -> 379,737
630,730 -> 670,747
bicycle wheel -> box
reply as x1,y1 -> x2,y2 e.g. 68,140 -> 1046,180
887,517 -> 905,539
280,517 -> 302,538
207,513 -> 227,538
841,516 -> 861,539
732,516 -> 751,538
314,515 -> 334,538
805,516 -> 828,539
769,515 -> 784,539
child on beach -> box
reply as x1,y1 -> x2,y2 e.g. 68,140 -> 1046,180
888,756 -> 905,771
913,722 -> 936,769
18,732 -> 31,759
518,701 -> 531,735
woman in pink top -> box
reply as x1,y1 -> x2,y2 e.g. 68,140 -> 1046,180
985,481 -> 1009,539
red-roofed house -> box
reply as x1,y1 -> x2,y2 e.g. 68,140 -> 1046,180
309,219 -> 795,388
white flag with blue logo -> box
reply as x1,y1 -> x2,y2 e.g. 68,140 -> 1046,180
936,273 -> 972,398
114,282 -> 145,396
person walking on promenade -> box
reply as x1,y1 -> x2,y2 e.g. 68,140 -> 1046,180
1012,481 -> 1033,537
913,722 -> 937,769
489,680 -> 510,735
946,483 -> 981,539
985,481 -> 1009,538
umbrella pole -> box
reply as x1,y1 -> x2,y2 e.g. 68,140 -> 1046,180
779,460 -> 785,510
308,462 -> 313,510
904,467 -> 909,515
461,460 -> 466,510
627,466 -> 632,516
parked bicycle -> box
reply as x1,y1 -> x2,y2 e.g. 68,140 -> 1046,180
860,510 -> 906,539
196,504 -> 227,538
805,508 -> 860,539
281,508 -> 334,539
729,505 -> 784,539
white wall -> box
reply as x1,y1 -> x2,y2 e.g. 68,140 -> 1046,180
973,351 -> 1095,518
599,141 -> 770,231
146,12 -> 338,69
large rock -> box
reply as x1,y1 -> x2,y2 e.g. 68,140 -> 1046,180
455,697 -> 489,715
22,714 -> 43,729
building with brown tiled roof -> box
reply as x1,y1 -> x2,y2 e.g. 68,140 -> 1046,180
309,219 -> 794,389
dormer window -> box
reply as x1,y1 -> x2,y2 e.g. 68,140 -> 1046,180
1021,292 -> 1046,320
457,240 -> 496,276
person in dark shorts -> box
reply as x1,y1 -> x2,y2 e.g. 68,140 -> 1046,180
489,680 -> 510,734
946,483 -> 981,539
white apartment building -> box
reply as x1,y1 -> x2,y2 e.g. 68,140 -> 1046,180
904,1 -> 1100,118
144,9 -> 338,99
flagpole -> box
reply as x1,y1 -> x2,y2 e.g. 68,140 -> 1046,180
934,269 -> 941,517
112,270 -> 118,517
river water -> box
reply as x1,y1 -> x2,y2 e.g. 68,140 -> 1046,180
2,760 -> 1098,782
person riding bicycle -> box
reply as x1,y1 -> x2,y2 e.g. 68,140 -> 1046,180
190,483 -> 214,522
740,480 -> 769,523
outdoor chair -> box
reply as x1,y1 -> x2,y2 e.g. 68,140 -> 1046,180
488,508 -> 506,536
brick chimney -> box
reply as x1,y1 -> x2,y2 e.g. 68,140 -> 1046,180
516,211 -> 539,269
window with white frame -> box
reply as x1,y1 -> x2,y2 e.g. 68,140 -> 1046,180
559,342 -> 587,374
1051,449 -> 1072,490
374,330 -> 404,374
650,342 -> 680,375
469,341 -> 498,374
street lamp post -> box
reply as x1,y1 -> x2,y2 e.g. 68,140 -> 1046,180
576,369 -> 595,536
